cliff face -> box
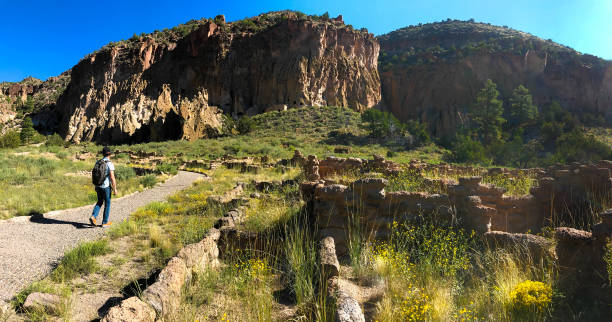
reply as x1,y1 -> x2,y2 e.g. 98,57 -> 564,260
378,21 -> 612,137
0,74 -> 70,133
57,13 -> 381,143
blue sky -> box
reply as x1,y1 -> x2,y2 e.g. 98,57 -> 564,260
1,0 -> 610,82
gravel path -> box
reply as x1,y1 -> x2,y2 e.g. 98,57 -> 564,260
0,171 -> 203,302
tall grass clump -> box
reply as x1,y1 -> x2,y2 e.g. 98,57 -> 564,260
283,211 -> 318,307
51,239 -> 112,281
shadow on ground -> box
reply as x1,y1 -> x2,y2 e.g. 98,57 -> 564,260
28,212 -> 96,229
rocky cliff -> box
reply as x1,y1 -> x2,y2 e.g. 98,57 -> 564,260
0,73 -> 69,133
378,20 -> 612,137
56,12 -> 381,143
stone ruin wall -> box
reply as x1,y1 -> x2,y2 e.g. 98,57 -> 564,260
297,153 -> 612,288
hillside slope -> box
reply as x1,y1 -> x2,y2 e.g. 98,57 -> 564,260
55,11 -> 381,144
378,20 -> 612,137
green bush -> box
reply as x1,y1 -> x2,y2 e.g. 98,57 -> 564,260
0,130 -> 21,148
140,175 -> 157,188
236,116 -> 255,135
361,109 -> 404,138
45,133 -> 66,147
406,120 -> 430,146
156,163 -> 178,175
114,165 -> 136,180
451,135 -> 490,164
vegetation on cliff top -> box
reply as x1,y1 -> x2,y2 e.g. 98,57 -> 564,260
377,19 -> 606,71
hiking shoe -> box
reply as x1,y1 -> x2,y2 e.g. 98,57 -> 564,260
89,217 -> 97,226
102,222 -> 112,228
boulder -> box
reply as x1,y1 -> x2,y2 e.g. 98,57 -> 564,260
23,292 -> 61,314
101,296 -> 155,322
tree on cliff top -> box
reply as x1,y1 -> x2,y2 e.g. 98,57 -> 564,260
469,79 -> 505,144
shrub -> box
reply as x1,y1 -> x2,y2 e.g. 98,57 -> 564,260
406,120 -> 430,146
236,116 -> 255,135
140,174 -> 157,188
156,163 -> 178,175
361,108 -> 404,138
45,133 -> 66,147
508,280 -> 552,318
113,165 -> 136,180
0,130 -> 21,148
451,135 -> 489,164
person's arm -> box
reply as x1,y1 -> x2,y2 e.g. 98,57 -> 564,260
110,171 -> 118,195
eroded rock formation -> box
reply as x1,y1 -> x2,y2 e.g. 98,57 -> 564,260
378,21 -> 612,136
56,12 -> 381,143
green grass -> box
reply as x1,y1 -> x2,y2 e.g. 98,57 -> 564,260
0,147 -> 161,219
51,239 -> 112,282
113,106 -> 447,164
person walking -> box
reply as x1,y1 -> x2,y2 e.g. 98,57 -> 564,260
90,146 -> 117,227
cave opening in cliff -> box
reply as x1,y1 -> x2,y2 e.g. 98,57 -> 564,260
156,110 -> 183,141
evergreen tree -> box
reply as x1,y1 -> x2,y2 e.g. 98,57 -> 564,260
509,85 -> 538,126
469,79 -> 505,144
20,117 -> 36,144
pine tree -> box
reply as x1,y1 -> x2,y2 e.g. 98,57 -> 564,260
510,85 -> 538,126
470,79 -> 505,144
20,117 -> 36,144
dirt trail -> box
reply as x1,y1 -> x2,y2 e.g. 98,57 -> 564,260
0,171 -> 203,301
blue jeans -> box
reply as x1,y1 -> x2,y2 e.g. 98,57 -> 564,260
92,186 -> 111,224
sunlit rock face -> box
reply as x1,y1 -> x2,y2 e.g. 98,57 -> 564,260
57,13 -> 381,144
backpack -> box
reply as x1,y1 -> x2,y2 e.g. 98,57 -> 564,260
92,159 -> 109,186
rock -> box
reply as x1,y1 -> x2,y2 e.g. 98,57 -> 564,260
458,176 -> 482,188
101,296 -> 155,322
142,257 -> 188,315
319,237 -> 340,279
177,228 -> 220,270
335,291 -> 365,322
555,227 -> 592,243
291,150 -> 307,166
305,155 -> 321,181
484,231 -> 554,260
254,180 -> 281,192
23,292 -> 61,314
379,21 -> 612,137
57,14 -> 380,143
